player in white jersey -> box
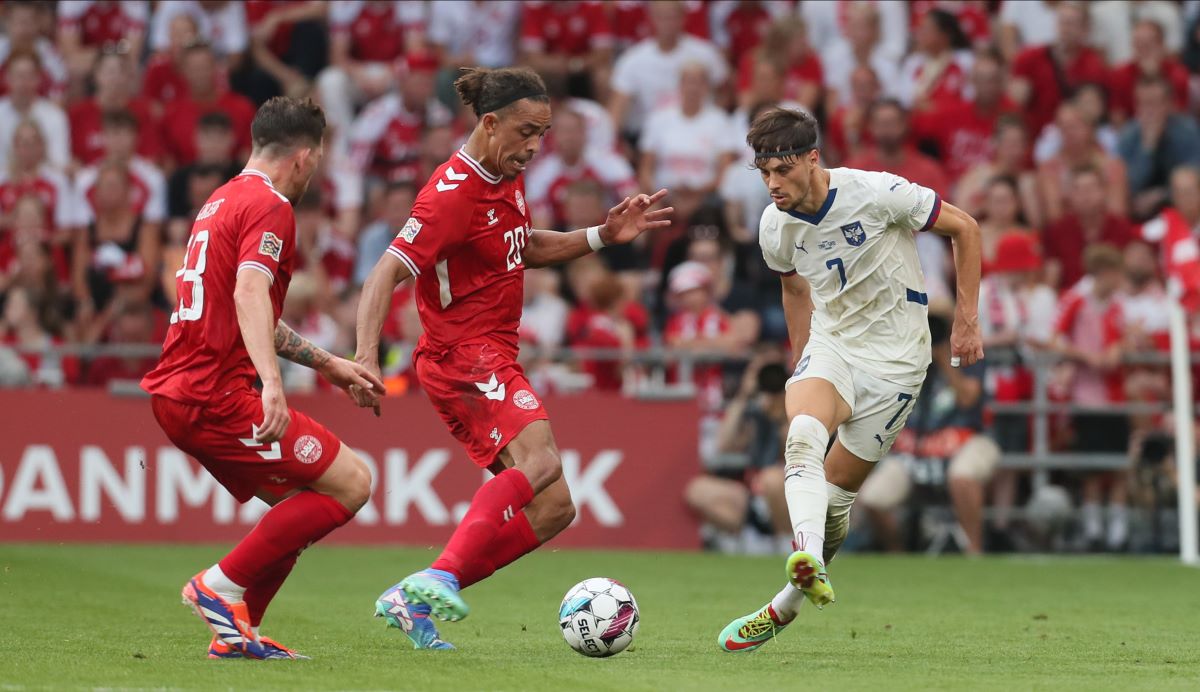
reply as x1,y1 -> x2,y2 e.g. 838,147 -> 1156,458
718,108 -> 983,652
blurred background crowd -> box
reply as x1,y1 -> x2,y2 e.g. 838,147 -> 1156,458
1,0 -> 1199,556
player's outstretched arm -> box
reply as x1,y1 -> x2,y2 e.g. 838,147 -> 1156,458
234,268 -> 291,443
929,202 -> 985,367
780,273 -> 814,370
353,252 -> 415,412
523,189 -> 674,268
274,320 -> 385,409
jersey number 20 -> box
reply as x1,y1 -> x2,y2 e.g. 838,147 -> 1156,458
504,226 -> 527,271
170,230 -> 209,324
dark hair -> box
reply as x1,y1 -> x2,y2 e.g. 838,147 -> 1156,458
197,111 -> 233,132
453,66 -> 549,117
250,96 -> 326,155
384,180 -> 417,197
746,107 -> 820,160
756,363 -> 788,394
926,9 -> 971,51
1135,73 -> 1172,95
865,97 -> 907,124
101,109 -> 138,131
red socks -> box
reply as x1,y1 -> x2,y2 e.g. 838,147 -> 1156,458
245,555 -> 297,627
219,491 -> 353,588
455,510 -> 542,589
431,468 -> 535,583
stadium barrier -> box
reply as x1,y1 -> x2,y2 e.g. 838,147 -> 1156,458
0,389 -> 702,549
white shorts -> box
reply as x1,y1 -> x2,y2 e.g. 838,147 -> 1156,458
788,337 -> 926,463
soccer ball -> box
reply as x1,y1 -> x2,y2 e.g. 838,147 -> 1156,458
558,577 -> 640,657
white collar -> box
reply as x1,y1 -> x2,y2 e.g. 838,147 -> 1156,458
454,148 -> 502,185
240,168 -> 276,188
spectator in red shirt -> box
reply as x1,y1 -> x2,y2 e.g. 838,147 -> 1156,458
664,260 -> 740,410
956,116 -> 1043,228
316,0 -> 425,138
347,54 -> 453,184
824,65 -> 880,166
737,16 -> 822,112
566,268 -> 636,392
978,176 -> 1038,272
83,299 -> 162,387
909,1 -> 991,46
519,1 -> 614,101
0,121 -> 78,241
1010,2 -> 1108,139
898,8 -> 973,112
845,98 -> 951,197
1042,165 -> 1135,290
526,108 -> 636,230
0,285 -> 76,387
1108,19 -> 1189,125
160,43 -> 256,166
68,50 -> 162,166
57,1 -> 148,86
1051,243 -> 1130,551
609,0 -> 711,52
166,111 -> 238,224
77,110 -> 167,233
140,12 -> 198,109
0,1 -> 68,101
1037,102 -> 1129,223
912,49 -> 1019,184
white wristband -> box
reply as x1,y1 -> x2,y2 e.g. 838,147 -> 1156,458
586,225 -> 606,252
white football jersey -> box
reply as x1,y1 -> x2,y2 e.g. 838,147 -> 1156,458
759,167 -> 940,383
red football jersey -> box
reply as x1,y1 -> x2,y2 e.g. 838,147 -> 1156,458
386,149 -> 530,360
141,170 -> 296,405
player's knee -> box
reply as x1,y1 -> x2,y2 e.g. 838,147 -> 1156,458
518,448 -> 563,492
785,415 -> 829,466
338,453 -> 374,513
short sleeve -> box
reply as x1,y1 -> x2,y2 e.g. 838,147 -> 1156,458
757,207 -> 794,275
237,200 -> 295,284
385,186 -> 473,277
876,173 -> 941,233
610,50 -> 638,96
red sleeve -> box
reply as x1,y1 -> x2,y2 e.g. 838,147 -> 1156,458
1054,292 -> 1082,336
386,184 -> 473,277
585,2 -> 614,48
237,198 -> 295,283
1103,302 -> 1124,346
520,3 -> 548,50
1011,47 -> 1039,80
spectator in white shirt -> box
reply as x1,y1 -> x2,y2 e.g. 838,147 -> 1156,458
821,1 -> 901,110
638,63 -> 739,220
609,1 -> 728,139
0,2 -> 68,101
427,0 -> 520,69
0,52 -> 70,173
801,0 -> 907,62
148,0 -> 247,59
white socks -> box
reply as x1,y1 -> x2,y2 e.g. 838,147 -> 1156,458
203,564 -> 247,604
783,415 -> 831,559
824,484 -> 858,565
771,583 -> 806,622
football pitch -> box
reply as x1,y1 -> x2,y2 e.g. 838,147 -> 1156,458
2,545 -> 1198,691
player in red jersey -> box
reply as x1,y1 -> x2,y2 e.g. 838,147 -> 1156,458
141,97 -> 385,661
356,67 -> 671,650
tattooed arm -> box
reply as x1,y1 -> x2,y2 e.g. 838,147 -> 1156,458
274,320 -> 332,370
273,320 -> 387,409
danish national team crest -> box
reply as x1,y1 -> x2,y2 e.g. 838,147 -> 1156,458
258,232 -> 283,260
294,435 -> 324,464
840,221 -> 866,247
513,389 -> 539,410
515,189 -> 526,215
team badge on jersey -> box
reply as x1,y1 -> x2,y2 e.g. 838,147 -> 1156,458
294,435 -> 324,464
515,190 -> 526,215
512,389 -> 539,410
399,217 -> 422,243
258,232 -> 283,260
840,221 -> 866,247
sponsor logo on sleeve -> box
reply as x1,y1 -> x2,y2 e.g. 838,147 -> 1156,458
258,232 -> 283,261
399,217 -> 422,243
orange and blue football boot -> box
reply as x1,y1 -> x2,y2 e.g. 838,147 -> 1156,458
181,571 -> 269,660
208,636 -> 310,660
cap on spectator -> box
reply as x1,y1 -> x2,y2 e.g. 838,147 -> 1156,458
668,261 -> 713,294
991,232 -> 1042,273
110,255 -> 146,283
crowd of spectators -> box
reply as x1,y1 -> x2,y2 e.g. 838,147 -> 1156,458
1,0 -> 1199,553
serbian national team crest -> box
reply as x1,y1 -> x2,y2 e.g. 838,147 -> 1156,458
515,189 -> 526,215
258,232 -> 283,260
840,221 -> 866,247
294,435 -> 324,464
513,389 -> 539,410
399,217 -> 422,243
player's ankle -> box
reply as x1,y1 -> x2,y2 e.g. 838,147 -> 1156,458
204,564 -> 248,603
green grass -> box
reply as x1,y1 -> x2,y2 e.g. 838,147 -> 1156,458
1,545 -> 1198,691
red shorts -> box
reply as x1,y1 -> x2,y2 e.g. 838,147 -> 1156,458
415,341 -> 549,468
151,391 -> 342,503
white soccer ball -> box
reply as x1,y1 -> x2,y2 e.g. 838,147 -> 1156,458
558,577 -> 640,657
